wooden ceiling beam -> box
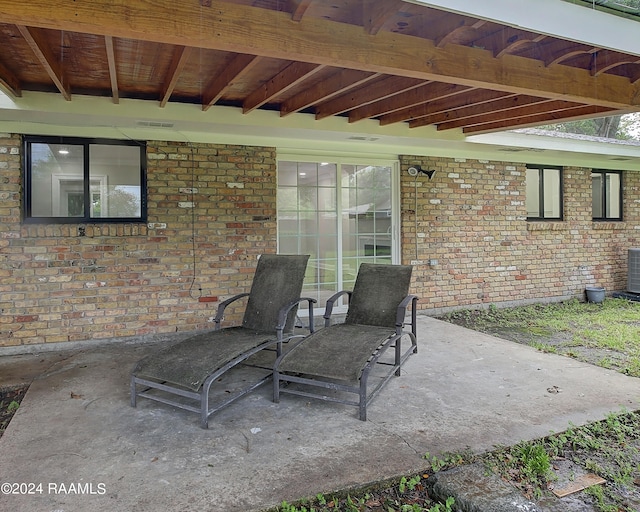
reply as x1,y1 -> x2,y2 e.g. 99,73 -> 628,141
411,94 -> 550,128
315,76 -> 423,119
16,25 -> 70,101
384,89 -> 511,126
243,61 -> 325,114
202,53 -> 260,111
348,81 -> 468,123
0,57 -> 21,97
280,69 -> 379,117
436,98 -> 580,131
2,0 -> 636,108
463,105 -> 616,134
160,46 -> 192,107
104,35 -> 119,104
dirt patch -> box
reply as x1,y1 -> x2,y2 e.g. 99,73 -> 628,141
0,385 -> 28,439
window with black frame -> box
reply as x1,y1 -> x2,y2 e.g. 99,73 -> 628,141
525,165 -> 563,220
592,170 -> 622,221
23,136 -> 146,224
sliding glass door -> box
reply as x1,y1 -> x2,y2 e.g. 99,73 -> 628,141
277,157 -> 399,310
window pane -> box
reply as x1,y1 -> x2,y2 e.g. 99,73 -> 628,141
606,172 -> 621,218
543,168 -> 561,218
525,168 -> 540,217
277,161 -> 298,186
592,172 -> 604,218
31,143 -> 84,217
89,145 -> 141,218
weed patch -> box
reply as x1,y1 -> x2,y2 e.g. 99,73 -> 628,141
440,298 -> 640,377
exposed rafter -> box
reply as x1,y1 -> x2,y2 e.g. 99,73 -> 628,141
349,82 -> 468,123
16,25 -> 70,101
104,35 -> 119,104
364,0 -> 404,35
1,0 -> 636,108
291,0 -> 314,22
202,54 -> 260,111
160,46 -> 192,107
0,57 -> 21,97
243,61 -> 325,114
280,69 -> 379,117
389,90 -> 511,126
316,76 -> 424,120
0,0 -> 637,135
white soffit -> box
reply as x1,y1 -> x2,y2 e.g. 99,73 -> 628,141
405,0 -> 640,57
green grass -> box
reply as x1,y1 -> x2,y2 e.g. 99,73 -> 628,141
441,298 -> 640,377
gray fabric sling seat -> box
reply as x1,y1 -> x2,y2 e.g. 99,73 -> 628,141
273,263 -> 418,421
131,254 -> 312,428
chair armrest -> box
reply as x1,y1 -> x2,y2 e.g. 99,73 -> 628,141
213,293 -> 250,329
395,295 -> 419,336
276,297 -> 317,336
323,290 -> 352,326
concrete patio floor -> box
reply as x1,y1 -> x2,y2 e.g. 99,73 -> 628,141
1,316 -> 639,512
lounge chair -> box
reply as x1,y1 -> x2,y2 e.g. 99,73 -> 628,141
273,263 -> 418,421
131,254 -> 313,428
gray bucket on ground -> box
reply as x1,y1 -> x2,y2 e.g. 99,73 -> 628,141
585,286 -> 605,303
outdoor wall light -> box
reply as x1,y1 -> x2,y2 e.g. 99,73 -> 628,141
407,166 -> 436,179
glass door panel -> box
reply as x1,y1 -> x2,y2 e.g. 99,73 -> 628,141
278,159 -> 396,310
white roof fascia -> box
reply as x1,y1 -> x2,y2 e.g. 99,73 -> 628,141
468,130 -> 640,161
405,0 -> 640,57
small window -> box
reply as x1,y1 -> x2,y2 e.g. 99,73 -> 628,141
526,165 -> 563,220
23,136 -> 147,223
592,170 -> 622,221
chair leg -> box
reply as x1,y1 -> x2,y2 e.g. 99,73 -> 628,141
394,336 -> 402,377
359,379 -> 367,421
273,370 -> 281,403
130,377 -> 137,407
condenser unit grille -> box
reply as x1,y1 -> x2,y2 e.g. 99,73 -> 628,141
628,248 -> 640,293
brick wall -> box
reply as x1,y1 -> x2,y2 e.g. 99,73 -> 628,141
1,132 -> 637,348
0,136 -> 276,348
400,155 -> 640,314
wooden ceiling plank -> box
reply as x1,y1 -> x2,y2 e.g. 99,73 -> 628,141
463,105 -> 616,134
315,76 -> 424,119
436,98 -> 580,131
104,35 -> 119,104
0,57 -> 22,97
348,81 -> 468,122
381,89 -> 511,126
202,53 -> 260,111
363,0 -> 404,36
242,61 -> 325,114
291,0 -> 314,22
160,46 -> 192,107
16,24 -> 70,101
280,69 -> 379,117
3,0 -> 636,109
